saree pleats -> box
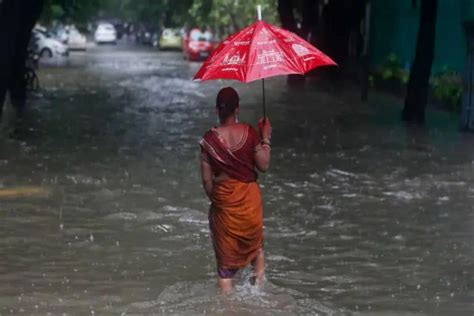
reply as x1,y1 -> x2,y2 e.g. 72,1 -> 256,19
209,179 -> 263,270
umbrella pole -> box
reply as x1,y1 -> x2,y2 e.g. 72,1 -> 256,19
262,78 -> 266,120
257,5 -> 266,121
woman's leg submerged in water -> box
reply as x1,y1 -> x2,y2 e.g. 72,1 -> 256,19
216,249 -> 265,293
217,267 -> 238,294
217,277 -> 233,294
251,249 -> 265,286
217,250 -> 265,293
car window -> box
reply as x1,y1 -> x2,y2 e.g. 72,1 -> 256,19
190,30 -> 212,41
37,30 -> 46,37
33,31 -> 42,39
40,30 -> 52,38
98,24 -> 114,31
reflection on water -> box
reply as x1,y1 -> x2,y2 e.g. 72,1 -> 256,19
0,45 -> 473,315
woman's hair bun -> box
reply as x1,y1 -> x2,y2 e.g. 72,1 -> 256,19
216,87 -> 239,120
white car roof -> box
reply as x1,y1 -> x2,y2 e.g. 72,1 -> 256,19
98,23 -> 114,28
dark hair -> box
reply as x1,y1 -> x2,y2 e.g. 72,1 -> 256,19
216,87 -> 239,120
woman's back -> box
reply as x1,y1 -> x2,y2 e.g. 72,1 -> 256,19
205,123 -> 260,182
214,123 -> 255,151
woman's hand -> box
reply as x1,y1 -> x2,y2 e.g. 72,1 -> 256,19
258,118 -> 272,141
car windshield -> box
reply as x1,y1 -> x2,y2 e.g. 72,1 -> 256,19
163,29 -> 176,37
98,24 -> 114,31
38,30 -> 53,38
190,30 -> 212,42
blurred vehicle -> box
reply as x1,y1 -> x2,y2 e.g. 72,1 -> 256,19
158,28 -> 182,50
48,24 -> 68,43
152,33 -> 159,48
25,31 -> 40,90
66,27 -> 87,50
136,25 -> 157,46
94,23 -> 117,44
123,22 -> 135,37
57,29 -> 69,43
33,28 -> 69,59
34,24 -> 48,33
27,31 -> 40,67
183,28 -> 214,61
113,22 -> 125,40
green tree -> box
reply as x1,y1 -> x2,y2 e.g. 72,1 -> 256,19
42,0 -> 194,28
41,0 -> 102,24
189,0 -> 277,37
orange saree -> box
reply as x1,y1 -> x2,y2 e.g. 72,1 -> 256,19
210,179 -> 263,272
200,125 -> 263,278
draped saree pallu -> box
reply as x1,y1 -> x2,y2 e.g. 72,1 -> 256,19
200,125 -> 263,279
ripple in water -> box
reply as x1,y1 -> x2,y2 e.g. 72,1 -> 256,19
125,274 -> 344,315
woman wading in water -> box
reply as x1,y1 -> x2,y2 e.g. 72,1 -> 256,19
199,87 -> 272,293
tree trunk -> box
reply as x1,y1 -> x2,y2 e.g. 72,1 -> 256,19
402,0 -> 438,124
361,1 -> 371,101
0,0 -> 44,120
278,0 -> 298,33
0,0 -> 10,118
229,12 -> 240,33
278,0 -> 305,87
301,0 -> 318,40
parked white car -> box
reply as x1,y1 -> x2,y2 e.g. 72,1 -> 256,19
67,28 -> 87,50
94,23 -> 117,44
33,29 -> 69,59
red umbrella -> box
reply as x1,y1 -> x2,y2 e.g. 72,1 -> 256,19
194,7 -> 337,118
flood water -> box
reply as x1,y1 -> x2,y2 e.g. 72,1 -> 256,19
0,45 -> 473,315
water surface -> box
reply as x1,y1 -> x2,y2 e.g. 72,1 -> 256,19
0,45 -> 473,315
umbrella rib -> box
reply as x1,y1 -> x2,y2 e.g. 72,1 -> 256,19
243,21 -> 263,83
203,22 -> 258,82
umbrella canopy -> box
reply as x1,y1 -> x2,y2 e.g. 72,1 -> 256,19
194,20 -> 337,83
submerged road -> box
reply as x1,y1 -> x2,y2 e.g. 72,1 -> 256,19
0,44 -> 473,315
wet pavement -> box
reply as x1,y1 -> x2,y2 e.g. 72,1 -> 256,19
0,44 -> 473,315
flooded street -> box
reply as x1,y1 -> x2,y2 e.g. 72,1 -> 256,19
0,44 -> 473,315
